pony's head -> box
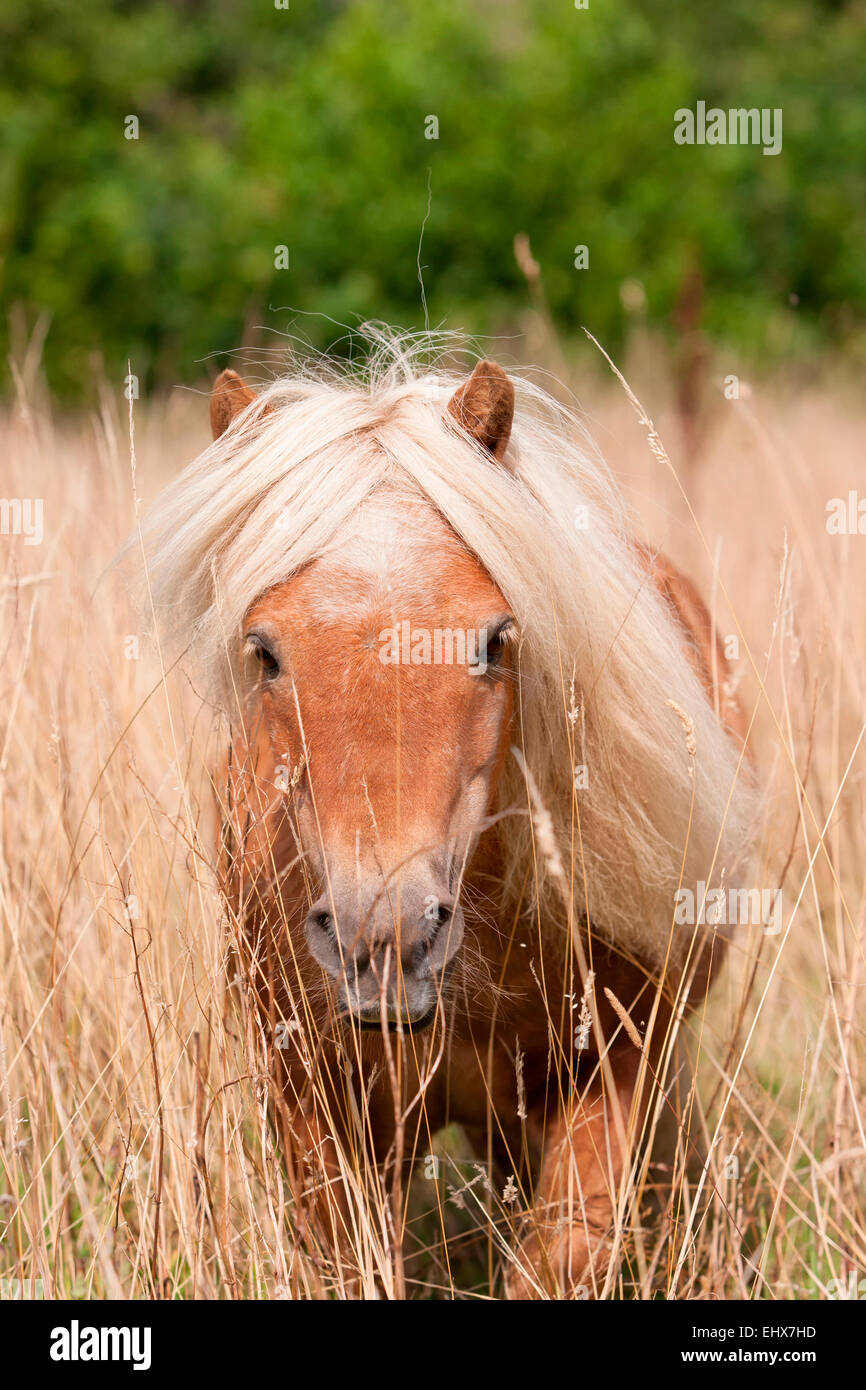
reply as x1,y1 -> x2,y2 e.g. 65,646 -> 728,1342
134,340 -> 752,1032
229,363 -> 518,1029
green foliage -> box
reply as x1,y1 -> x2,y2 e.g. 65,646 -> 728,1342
1,0 -> 864,399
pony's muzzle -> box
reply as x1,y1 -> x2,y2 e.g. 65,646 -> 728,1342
304,887 -> 464,1027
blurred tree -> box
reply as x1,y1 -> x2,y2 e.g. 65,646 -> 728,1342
0,0 -> 863,400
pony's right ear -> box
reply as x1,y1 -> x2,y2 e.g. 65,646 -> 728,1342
210,369 -> 258,440
446,359 -> 515,463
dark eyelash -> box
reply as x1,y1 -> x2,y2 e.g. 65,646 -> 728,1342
487,620 -> 515,651
476,619 -> 516,670
247,635 -> 280,679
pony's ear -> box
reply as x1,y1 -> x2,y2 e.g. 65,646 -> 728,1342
446,359 -> 514,462
210,368 -> 258,440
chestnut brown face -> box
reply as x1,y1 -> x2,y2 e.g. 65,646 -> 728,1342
243,497 -> 517,1029
211,358 -> 518,1030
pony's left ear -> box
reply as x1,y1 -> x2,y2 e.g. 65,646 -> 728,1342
210,368 -> 258,440
446,359 -> 514,463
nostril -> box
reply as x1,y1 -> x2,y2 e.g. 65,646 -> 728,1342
428,900 -> 453,934
422,900 -> 454,941
416,897 -> 463,973
304,903 -> 345,976
308,908 -> 334,939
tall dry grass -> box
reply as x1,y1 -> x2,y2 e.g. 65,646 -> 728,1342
1,338 -> 864,1299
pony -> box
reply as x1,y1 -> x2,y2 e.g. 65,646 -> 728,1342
135,345 -> 753,1297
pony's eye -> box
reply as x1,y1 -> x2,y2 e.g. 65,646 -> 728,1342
473,617 -> 515,672
246,635 -> 280,681
485,619 -> 515,665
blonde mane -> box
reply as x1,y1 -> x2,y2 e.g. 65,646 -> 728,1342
132,341 -> 753,968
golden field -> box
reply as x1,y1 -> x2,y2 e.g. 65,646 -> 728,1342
1,335 -> 864,1300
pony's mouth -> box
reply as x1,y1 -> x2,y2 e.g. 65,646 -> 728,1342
344,1003 -> 439,1034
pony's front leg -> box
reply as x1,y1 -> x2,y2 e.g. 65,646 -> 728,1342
505,1050 -> 640,1299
